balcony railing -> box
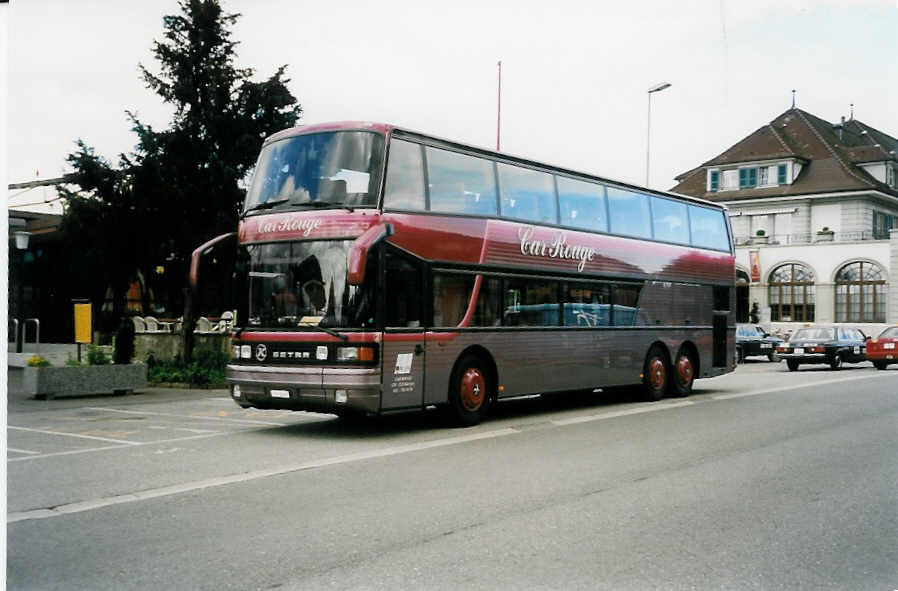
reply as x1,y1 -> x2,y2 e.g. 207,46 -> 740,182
734,230 -> 889,246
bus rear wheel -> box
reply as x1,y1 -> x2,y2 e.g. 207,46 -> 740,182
448,354 -> 490,426
668,349 -> 695,398
641,346 -> 669,401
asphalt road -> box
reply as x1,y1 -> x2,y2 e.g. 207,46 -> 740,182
7,361 -> 898,590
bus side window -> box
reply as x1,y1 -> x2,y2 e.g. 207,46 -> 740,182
651,196 -> 690,245
557,176 -> 608,233
564,282 -> 610,327
497,163 -> 557,224
383,139 -> 426,211
608,187 -> 651,239
426,147 -> 498,216
474,277 -> 501,326
689,205 -> 731,251
612,284 -> 642,326
433,273 -> 475,327
384,251 -> 423,327
504,278 -> 560,327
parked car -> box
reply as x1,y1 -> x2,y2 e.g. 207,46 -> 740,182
776,326 -> 868,371
865,326 -> 898,370
735,324 -> 783,362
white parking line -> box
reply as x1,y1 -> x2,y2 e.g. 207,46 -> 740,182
86,406 -> 291,426
8,448 -> 41,455
7,432 -> 227,463
7,428 -> 520,523
8,426 -> 141,445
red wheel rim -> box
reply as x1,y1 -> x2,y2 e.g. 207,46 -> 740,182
676,355 -> 693,387
648,357 -> 666,391
459,368 -> 486,412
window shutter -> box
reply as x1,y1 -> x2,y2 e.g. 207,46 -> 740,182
748,168 -> 757,187
739,169 -> 747,188
709,170 -> 719,192
777,164 -> 787,185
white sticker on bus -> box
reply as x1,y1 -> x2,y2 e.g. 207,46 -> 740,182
395,353 -> 414,375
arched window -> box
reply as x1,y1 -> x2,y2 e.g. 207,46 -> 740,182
768,263 -> 815,322
835,261 -> 887,322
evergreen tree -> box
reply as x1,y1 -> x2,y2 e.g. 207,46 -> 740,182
60,0 -> 301,359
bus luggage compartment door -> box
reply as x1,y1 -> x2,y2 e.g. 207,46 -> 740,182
381,331 -> 425,411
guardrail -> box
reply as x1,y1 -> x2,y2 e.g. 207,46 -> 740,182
734,230 -> 889,246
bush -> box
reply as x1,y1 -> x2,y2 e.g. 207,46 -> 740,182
146,350 -> 228,387
114,315 -> 136,364
87,345 -> 111,365
26,355 -> 51,368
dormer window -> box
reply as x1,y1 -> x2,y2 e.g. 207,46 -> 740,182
738,167 -> 758,189
887,165 -> 896,188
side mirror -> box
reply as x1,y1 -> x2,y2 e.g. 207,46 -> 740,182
348,223 -> 394,285
190,232 -> 237,289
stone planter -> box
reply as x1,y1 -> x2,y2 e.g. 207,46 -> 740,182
23,364 -> 147,400
752,235 -> 769,245
815,231 -> 834,242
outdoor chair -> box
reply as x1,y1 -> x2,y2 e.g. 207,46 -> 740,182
132,316 -> 147,333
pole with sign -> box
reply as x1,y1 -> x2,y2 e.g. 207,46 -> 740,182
74,301 -> 92,363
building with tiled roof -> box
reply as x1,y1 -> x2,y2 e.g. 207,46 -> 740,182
671,106 -> 898,333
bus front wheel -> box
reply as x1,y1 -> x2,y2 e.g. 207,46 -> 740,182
641,346 -> 669,401
448,354 -> 491,426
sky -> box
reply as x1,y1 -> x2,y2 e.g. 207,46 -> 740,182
4,0 -> 898,215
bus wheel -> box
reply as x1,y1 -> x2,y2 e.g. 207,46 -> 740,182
641,346 -> 669,401
449,354 -> 490,426
669,349 -> 695,398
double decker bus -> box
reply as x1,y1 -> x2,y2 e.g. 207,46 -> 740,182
192,121 -> 735,425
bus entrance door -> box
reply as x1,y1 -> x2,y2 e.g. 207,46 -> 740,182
380,248 -> 426,411
382,333 -> 425,411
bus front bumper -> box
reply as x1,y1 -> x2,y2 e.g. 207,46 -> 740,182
226,364 -> 382,414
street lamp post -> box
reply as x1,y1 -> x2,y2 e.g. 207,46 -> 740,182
10,227 -> 31,353
646,82 -> 672,187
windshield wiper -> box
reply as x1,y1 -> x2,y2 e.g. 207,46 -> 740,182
244,198 -> 289,214
296,322 -> 349,342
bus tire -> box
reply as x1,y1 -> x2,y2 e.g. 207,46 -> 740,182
669,348 -> 695,398
641,345 -> 669,401
448,354 -> 491,426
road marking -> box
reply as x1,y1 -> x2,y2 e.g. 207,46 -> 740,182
8,447 -> 41,455
7,428 -> 520,523
86,407 -> 292,426
7,432 -> 227,463
710,372 -> 894,401
551,400 -> 695,426
8,425 -> 141,445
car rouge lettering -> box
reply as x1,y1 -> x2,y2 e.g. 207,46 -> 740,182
518,226 -> 596,272
257,217 -> 321,236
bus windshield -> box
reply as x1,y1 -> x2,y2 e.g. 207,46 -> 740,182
246,240 -> 377,330
244,131 -> 385,213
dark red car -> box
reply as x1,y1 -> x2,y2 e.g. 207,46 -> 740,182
865,326 -> 898,370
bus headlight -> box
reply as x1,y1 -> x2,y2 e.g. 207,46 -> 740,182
316,346 -> 328,360
337,347 -> 359,361
231,345 -> 240,360
336,347 -> 374,362
232,384 -> 241,399
240,345 -> 252,359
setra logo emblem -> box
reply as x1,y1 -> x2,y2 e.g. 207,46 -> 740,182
254,344 -> 268,361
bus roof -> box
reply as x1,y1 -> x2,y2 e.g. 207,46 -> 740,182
263,121 -> 726,211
